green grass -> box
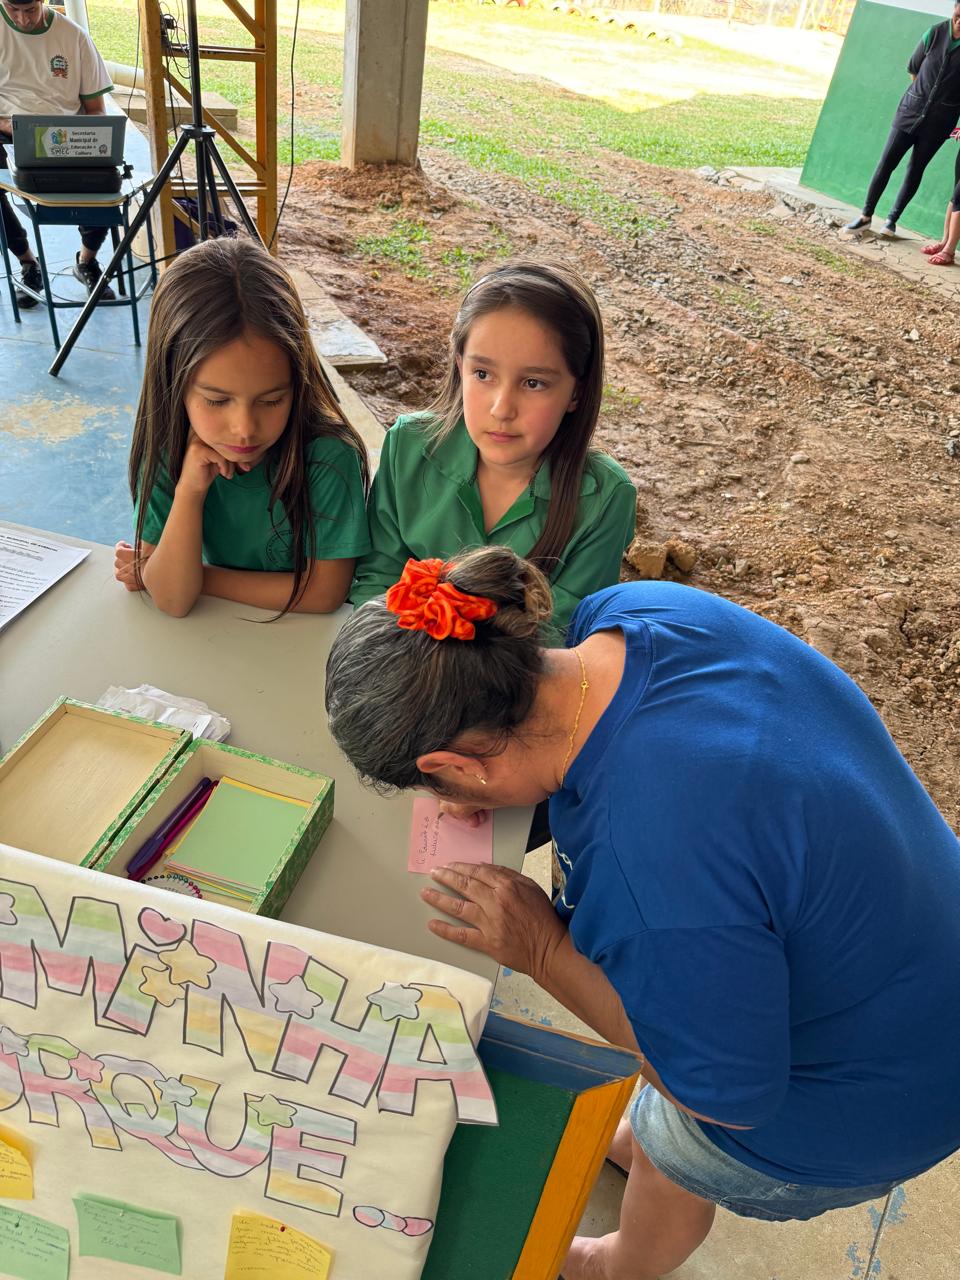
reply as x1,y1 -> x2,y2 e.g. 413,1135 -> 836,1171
88,0 -> 823,244
795,240 -> 863,275
356,219 -> 432,277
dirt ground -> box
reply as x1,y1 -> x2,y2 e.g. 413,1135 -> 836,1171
279,146 -> 960,830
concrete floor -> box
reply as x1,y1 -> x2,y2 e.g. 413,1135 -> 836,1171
5,207 -> 958,1280
0,219 -> 148,545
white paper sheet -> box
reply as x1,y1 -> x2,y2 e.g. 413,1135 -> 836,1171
0,529 -> 89,631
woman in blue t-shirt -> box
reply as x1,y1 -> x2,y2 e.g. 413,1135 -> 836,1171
325,545 -> 960,1280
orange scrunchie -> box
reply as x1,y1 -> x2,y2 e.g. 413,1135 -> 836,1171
385,558 -> 498,641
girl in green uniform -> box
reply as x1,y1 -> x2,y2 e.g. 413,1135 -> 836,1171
115,238 -> 371,617
350,259 -> 636,639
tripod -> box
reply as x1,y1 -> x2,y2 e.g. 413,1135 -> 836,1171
49,0 -> 263,377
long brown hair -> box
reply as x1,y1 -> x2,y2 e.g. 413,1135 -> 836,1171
129,237 -> 370,616
427,259 -> 605,577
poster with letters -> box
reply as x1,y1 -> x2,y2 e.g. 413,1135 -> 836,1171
0,843 -> 496,1279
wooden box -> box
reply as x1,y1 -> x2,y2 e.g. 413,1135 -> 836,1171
0,697 -> 190,867
102,739 -> 334,917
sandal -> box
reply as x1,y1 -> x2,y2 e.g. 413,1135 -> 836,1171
922,240 -> 946,255
929,250 -> 956,266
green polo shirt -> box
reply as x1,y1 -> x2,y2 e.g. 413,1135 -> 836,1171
350,415 -> 636,636
137,435 -> 371,570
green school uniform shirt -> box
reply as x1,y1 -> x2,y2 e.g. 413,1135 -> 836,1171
137,435 -> 371,570
350,415 -> 637,636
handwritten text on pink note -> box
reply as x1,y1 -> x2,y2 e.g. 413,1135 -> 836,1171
407,796 -> 494,875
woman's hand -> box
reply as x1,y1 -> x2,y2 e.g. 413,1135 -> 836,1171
421,863 -> 567,980
176,433 -> 237,497
438,802 -> 490,828
114,541 -> 150,591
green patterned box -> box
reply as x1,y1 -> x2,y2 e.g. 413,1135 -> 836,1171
101,739 -> 334,917
0,696 -> 191,869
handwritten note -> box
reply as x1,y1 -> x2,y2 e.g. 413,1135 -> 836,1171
0,1125 -> 33,1198
0,1205 -> 68,1280
407,795 -> 493,875
224,1212 -> 333,1280
74,1194 -> 181,1274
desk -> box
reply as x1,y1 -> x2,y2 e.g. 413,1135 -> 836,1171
0,524 -> 533,980
0,167 -> 157,349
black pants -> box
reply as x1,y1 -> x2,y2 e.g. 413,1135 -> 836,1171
0,143 -> 108,261
863,123 -> 952,221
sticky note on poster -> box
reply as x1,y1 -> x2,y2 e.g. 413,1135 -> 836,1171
0,1205 -> 68,1280
408,795 -> 493,875
224,1212 -> 333,1280
74,1194 -> 181,1275
0,1125 -> 33,1198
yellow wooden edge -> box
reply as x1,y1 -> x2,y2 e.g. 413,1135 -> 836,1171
512,1070 -> 641,1280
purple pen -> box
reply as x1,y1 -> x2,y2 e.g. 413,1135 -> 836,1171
126,777 -> 214,878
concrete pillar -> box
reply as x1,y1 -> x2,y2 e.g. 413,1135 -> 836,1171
341,0 -> 429,168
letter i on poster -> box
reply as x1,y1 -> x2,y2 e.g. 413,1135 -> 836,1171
224,1212 -> 333,1279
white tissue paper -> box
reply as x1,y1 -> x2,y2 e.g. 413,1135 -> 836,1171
97,684 -> 231,741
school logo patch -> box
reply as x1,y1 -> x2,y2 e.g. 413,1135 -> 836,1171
50,54 -> 68,79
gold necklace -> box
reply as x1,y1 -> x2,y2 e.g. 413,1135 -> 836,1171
559,648 -> 589,786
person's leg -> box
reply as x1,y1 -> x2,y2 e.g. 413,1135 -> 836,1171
1,190 -> 36,265
0,191 -> 42,308
77,223 -> 108,265
74,225 -> 115,300
563,1128 -> 716,1280
852,127 -> 914,226
922,201 -> 952,254
887,127 -> 950,226
930,203 -> 960,264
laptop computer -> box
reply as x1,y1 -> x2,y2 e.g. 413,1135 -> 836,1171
9,114 -> 126,194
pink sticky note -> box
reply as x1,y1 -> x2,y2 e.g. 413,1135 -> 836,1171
407,796 -> 493,875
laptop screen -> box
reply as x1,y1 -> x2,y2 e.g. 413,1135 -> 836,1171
11,115 -> 125,169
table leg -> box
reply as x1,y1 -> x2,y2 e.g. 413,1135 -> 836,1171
0,197 -> 21,325
110,227 -> 127,298
27,204 -> 59,349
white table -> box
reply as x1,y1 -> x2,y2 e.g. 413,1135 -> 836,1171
0,525 -> 532,980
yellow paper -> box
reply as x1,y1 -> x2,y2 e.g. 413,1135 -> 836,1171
222,777 -> 310,808
224,1212 -> 332,1280
0,1125 -> 33,1199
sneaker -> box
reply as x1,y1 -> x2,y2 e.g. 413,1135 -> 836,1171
880,218 -> 898,237
72,253 -> 116,301
14,260 -> 42,310
843,214 -> 871,232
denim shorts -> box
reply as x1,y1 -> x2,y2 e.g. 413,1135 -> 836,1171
629,1085 -> 898,1222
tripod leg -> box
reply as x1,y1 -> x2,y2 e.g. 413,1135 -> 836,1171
121,202 -> 141,347
49,130 -> 194,377
201,144 -> 224,237
207,143 -> 264,244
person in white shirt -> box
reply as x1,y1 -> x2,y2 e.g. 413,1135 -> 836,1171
0,0 -> 116,308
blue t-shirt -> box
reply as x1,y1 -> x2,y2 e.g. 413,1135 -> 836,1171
553,582 -> 960,1186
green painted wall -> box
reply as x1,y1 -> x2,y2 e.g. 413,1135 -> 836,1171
802,0 -> 958,237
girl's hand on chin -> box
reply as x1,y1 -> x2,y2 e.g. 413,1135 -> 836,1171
421,863 -> 566,979
438,802 -> 490,827
177,432 -> 235,495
